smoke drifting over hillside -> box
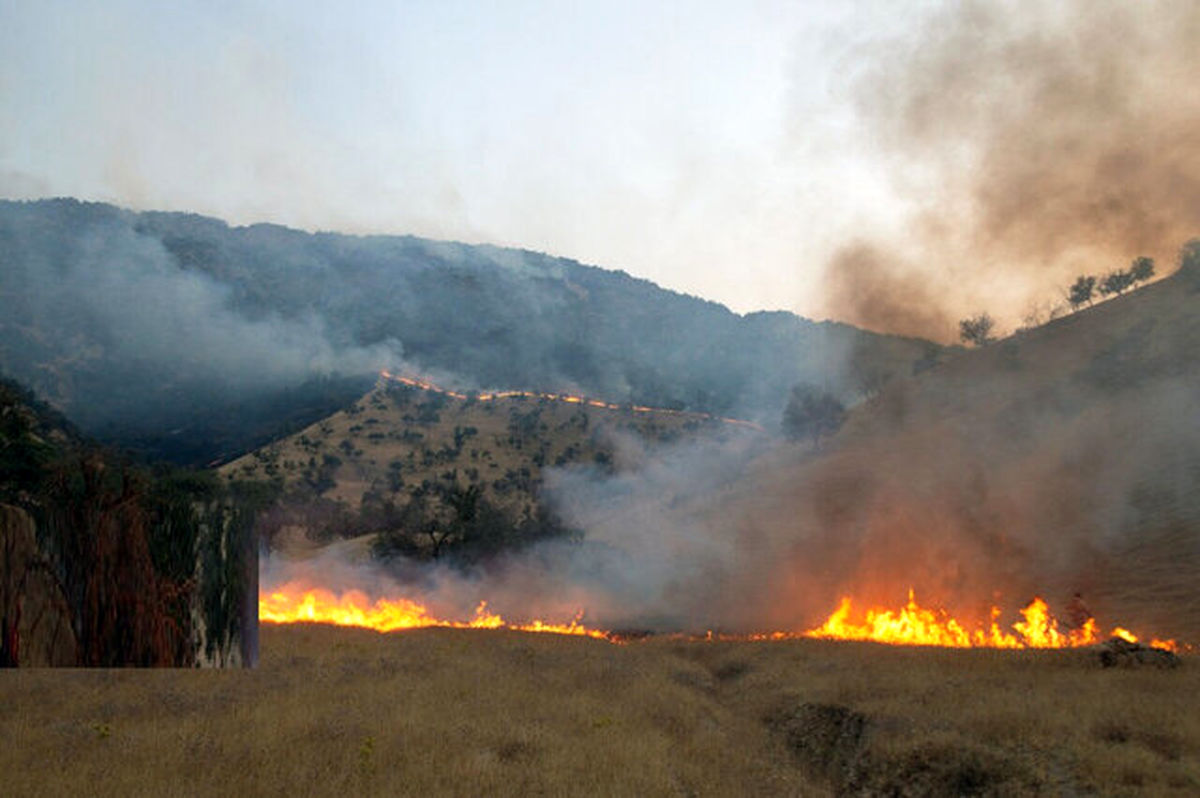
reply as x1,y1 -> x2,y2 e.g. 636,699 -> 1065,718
263,372 -> 1200,638
825,0 -> 1200,339
0,199 -> 935,462
0,203 -> 402,438
44,227 -> 399,386
264,261 -> 1200,641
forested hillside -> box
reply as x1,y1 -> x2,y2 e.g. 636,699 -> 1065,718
0,199 -> 939,464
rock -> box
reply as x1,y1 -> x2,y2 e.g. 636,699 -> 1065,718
1097,637 -> 1180,669
0,503 -> 76,666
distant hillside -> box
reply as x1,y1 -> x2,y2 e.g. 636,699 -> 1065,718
223,374 -> 765,561
657,245 -> 1200,639
0,198 -> 938,465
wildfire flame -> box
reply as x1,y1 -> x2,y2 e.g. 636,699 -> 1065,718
259,583 -> 613,641
802,589 -> 1179,652
378,371 -> 764,431
260,584 -> 1181,652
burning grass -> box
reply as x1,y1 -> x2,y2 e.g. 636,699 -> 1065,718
2,625 -> 1198,796
260,582 -> 613,640
261,582 -> 1185,653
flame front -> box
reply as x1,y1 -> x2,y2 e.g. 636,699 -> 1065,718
261,583 -> 1181,651
259,583 -> 613,640
378,371 -> 764,430
803,589 -> 1178,651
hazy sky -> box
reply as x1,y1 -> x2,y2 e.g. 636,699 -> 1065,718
3,1 -> 1196,337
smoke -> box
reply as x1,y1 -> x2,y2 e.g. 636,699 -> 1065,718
822,241 -> 951,339
258,427 -> 774,632
518,371 -> 1199,637
823,0 -> 1200,339
0,205 -> 402,429
768,373 -> 1200,633
66,225 -> 401,386
538,429 -> 770,629
287,259 -> 1199,639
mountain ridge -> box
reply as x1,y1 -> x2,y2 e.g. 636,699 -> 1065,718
0,197 -> 939,464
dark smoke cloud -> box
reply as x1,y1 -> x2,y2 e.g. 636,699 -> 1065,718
822,241 -> 951,338
824,0 -> 1200,339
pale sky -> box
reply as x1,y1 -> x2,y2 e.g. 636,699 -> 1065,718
0,1 -> 929,317
4,1 -> 1192,336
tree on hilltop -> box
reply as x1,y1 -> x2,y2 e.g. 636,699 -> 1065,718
1068,275 -> 1096,310
958,313 -> 995,347
1129,256 -> 1155,284
1099,269 -> 1135,298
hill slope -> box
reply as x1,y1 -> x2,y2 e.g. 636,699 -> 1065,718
665,246 -> 1200,640
0,198 -> 938,464
224,373 -> 765,560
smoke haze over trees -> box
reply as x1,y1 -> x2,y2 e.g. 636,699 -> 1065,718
0,199 -> 934,464
289,251 -> 1200,640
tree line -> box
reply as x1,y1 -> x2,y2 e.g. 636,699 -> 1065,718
958,256 -> 1157,348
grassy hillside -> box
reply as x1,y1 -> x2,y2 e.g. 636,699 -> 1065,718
222,375 -> 764,558
684,249 -> 1200,641
2,624 -> 1196,796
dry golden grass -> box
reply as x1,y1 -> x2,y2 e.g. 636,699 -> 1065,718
3,624 -> 1198,796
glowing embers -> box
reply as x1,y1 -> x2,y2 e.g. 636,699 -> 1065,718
803,589 -> 1177,650
259,583 -> 612,640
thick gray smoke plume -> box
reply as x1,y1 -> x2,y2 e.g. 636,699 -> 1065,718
0,205 -> 402,432
824,0 -> 1200,339
53,225 -> 399,386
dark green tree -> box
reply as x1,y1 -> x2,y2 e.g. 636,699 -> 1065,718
1068,275 -> 1096,310
1100,269 -> 1135,297
1129,256 -> 1155,284
958,313 -> 995,347
782,385 -> 846,449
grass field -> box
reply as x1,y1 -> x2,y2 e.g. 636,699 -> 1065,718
2,624 -> 1197,796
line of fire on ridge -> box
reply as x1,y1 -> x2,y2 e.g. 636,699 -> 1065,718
377,370 -> 766,431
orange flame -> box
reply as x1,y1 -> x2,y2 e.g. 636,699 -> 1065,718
261,583 -> 1183,652
259,583 -> 613,641
378,371 -> 764,431
802,589 -> 1179,650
